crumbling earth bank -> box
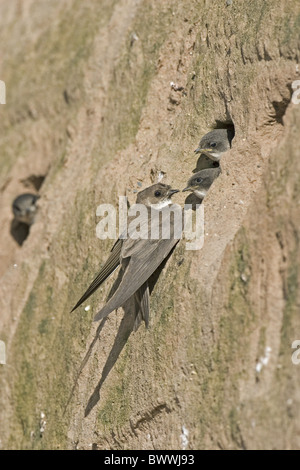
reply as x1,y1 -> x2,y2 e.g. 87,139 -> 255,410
0,0 -> 299,450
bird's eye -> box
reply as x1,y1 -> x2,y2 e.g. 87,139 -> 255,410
210,142 -> 217,148
196,178 -> 202,183
154,190 -> 161,197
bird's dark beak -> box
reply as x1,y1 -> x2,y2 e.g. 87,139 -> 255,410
194,147 -> 201,154
182,186 -> 192,192
167,188 -> 180,197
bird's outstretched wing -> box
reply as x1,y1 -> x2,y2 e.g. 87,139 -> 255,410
70,238 -> 123,312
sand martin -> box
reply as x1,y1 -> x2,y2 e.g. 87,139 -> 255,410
194,128 -> 234,161
182,167 -> 221,200
12,193 -> 40,225
71,183 -> 182,327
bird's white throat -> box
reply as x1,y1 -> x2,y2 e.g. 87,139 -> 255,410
150,199 -> 172,209
209,152 -> 221,161
194,189 -> 207,199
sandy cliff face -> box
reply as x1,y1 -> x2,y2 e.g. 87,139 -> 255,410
0,0 -> 299,449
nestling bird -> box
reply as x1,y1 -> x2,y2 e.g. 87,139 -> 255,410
71,183 -> 182,328
12,193 -> 40,225
182,167 -> 221,200
194,128 -> 234,161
